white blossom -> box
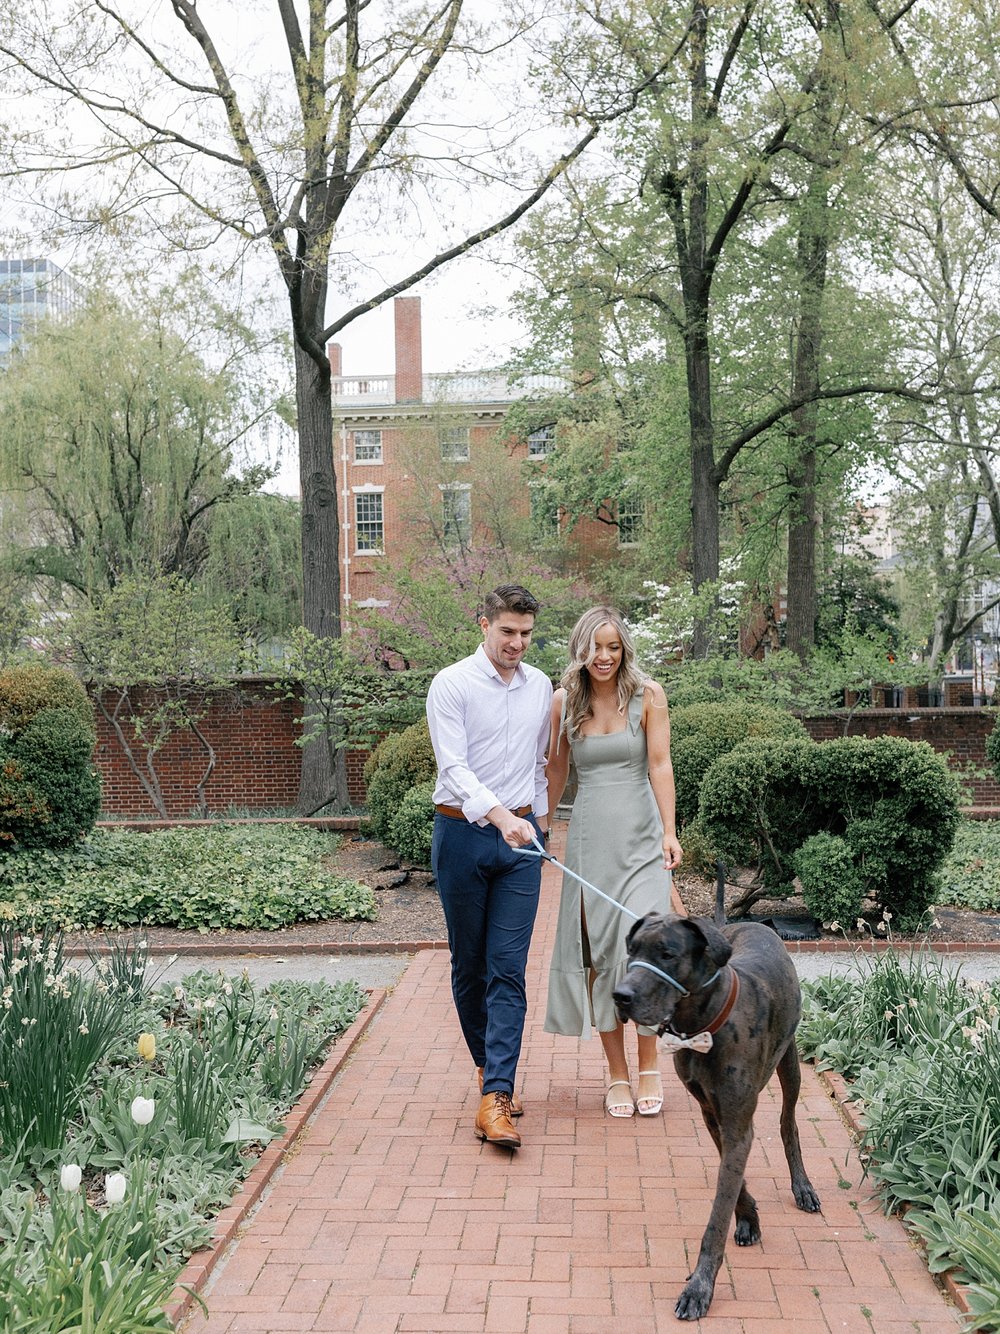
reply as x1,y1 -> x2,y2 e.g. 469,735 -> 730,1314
60,1163 -> 82,1192
104,1172 -> 127,1204
130,1096 -> 155,1126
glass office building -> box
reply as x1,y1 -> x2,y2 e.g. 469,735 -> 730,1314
0,257 -> 82,361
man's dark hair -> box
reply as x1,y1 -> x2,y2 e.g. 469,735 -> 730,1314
482,585 -> 540,621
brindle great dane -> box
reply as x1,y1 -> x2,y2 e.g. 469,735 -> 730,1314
612,867 -> 821,1321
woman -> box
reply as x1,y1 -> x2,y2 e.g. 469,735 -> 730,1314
544,607 -> 683,1117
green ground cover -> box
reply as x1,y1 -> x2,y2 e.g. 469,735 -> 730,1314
0,823 -> 376,931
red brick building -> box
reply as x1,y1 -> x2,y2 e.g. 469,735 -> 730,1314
329,296 -> 620,612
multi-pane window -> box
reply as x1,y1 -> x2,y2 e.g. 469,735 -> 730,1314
353,429 -> 383,463
441,483 -> 471,546
617,493 -> 644,547
529,483 -> 559,542
354,489 -> 384,553
439,425 -> 470,462
527,425 -> 556,458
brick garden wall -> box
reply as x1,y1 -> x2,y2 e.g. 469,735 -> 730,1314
91,679 -> 368,818
798,708 -> 1000,808
90,682 -> 1000,817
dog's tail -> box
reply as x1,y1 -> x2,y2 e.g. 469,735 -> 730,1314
714,860 -> 727,927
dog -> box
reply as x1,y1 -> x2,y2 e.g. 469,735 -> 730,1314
612,863 -> 821,1321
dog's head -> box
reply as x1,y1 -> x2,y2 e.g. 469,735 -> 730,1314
613,912 -> 733,1030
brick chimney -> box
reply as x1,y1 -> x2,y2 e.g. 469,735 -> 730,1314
327,343 -> 342,377
394,296 -> 422,403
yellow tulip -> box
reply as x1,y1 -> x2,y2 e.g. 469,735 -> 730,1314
137,1032 -> 156,1062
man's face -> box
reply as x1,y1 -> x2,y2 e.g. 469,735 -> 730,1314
480,611 -> 535,678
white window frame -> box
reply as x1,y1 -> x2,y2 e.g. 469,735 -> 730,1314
439,482 -> 472,547
617,494 -> 644,548
528,481 -> 559,542
439,425 -> 470,462
353,485 -> 385,554
527,425 -> 556,459
353,428 -> 383,464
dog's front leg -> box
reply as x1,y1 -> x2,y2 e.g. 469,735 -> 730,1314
675,1128 -> 754,1322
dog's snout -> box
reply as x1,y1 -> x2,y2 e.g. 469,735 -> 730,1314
612,982 -> 634,1012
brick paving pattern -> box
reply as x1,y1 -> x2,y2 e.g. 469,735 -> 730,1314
180,827 -> 963,1333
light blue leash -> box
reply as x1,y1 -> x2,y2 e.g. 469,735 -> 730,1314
523,832 -> 699,997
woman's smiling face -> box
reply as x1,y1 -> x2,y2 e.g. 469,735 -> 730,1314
586,622 -> 623,686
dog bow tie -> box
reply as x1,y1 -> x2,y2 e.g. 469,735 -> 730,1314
660,1030 -> 713,1054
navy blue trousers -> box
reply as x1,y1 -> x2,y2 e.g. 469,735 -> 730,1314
432,814 -> 543,1097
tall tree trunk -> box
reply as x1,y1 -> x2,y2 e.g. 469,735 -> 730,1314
785,27 -> 834,661
293,339 -> 350,813
682,0 -> 719,657
785,206 -> 828,658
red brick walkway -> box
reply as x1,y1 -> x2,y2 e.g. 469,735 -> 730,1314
180,828 -> 963,1333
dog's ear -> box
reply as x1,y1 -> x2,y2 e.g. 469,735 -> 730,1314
625,915 -> 649,951
681,917 -> 733,970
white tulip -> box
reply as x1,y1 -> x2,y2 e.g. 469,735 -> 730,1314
60,1163 -> 82,1192
104,1172 -> 127,1204
130,1095 -> 155,1126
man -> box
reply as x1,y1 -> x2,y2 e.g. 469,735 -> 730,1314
426,584 -> 552,1149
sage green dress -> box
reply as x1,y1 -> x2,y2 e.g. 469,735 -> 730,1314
544,690 -> 673,1038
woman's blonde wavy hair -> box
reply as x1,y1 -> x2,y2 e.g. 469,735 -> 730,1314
557,606 -> 650,744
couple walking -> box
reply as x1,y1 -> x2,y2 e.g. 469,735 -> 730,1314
426,585 -> 683,1148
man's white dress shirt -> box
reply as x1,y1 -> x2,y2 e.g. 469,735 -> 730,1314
427,644 -> 552,824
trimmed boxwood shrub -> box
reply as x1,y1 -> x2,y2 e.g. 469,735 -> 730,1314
387,779 -> 436,867
793,831 -> 865,925
698,735 -> 962,928
364,719 -> 436,851
0,663 -> 95,733
696,738 -> 818,890
0,667 -> 100,851
669,701 -> 808,828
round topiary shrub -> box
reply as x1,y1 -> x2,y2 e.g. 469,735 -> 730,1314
699,733 -> 961,927
793,832 -> 864,926
364,719 -> 436,849
809,735 -> 961,929
669,701 -> 809,828
697,737 -> 818,891
10,707 -> 102,848
387,779 -> 436,867
0,664 -> 95,734
0,667 -> 100,851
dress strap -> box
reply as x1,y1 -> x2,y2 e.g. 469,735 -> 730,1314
555,689 -> 568,755
627,690 -> 644,735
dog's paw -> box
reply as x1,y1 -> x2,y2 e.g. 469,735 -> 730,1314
793,1179 -> 822,1213
734,1215 -> 761,1246
675,1277 -> 714,1321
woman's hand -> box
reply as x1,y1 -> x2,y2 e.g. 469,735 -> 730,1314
663,834 -> 683,870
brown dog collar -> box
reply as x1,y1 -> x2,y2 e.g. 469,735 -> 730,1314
660,969 -> 740,1052
703,968 -> 740,1035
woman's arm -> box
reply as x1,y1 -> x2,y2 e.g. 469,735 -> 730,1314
544,689 -> 571,826
643,681 -> 683,870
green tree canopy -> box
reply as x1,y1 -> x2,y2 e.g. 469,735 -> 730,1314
0,276 -> 298,638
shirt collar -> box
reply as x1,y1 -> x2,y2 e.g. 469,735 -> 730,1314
473,642 -> 525,687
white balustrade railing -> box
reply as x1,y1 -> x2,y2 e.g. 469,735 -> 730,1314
331,370 -> 567,407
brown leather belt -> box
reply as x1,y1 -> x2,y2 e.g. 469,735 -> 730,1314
435,803 -> 533,821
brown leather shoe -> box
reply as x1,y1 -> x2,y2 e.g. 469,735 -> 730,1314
477,1067 -> 523,1117
474,1092 -> 521,1148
